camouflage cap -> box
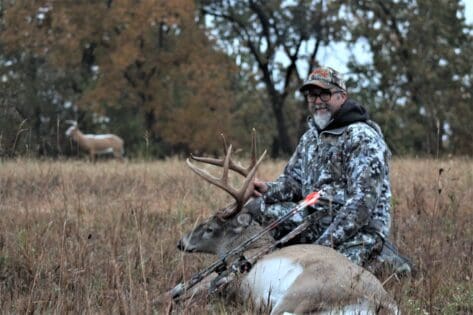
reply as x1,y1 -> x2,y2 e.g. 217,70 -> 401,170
300,67 -> 346,92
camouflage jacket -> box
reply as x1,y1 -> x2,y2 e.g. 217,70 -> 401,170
264,100 -> 392,247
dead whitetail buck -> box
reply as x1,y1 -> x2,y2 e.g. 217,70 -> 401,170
176,133 -> 399,314
65,120 -> 124,161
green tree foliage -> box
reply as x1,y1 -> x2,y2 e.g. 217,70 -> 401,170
0,51 -> 77,157
198,0 -> 344,156
344,0 -> 473,155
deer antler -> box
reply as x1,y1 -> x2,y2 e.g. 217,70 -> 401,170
189,131 -> 258,177
186,130 -> 266,219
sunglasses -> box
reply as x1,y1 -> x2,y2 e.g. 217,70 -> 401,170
303,88 -> 343,102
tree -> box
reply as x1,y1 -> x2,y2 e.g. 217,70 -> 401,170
198,0 -> 344,156
345,0 -> 473,155
0,50 -> 78,157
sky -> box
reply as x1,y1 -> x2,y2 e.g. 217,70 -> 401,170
464,0 -> 473,23
318,1 -> 473,74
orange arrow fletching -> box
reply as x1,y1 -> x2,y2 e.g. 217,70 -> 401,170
304,191 -> 320,206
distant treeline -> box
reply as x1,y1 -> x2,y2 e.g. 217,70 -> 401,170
1,0 -> 472,158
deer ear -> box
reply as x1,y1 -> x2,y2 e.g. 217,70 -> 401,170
236,213 -> 252,228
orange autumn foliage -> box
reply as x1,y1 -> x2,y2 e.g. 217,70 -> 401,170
2,0 -> 238,153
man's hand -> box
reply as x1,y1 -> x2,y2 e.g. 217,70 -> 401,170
253,178 -> 268,197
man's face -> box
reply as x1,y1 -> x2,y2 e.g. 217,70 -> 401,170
304,86 -> 347,129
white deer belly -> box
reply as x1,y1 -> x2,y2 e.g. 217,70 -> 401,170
242,257 -> 303,309
86,134 -> 113,140
96,148 -> 114,154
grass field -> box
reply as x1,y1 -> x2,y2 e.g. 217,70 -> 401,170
0,158 -> 472,314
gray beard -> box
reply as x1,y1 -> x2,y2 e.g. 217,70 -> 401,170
312,111 -> 332,130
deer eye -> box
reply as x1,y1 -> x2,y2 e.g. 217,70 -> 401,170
204,227 -> 214,234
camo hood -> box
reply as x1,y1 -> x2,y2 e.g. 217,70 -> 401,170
321,99 -> 369,131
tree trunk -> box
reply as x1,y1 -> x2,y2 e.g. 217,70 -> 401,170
271,97 -> 292,157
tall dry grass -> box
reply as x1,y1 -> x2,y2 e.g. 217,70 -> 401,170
0,158 -> 472,314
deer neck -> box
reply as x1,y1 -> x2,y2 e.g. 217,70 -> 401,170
219,221 -> 275,258
74,130 -> 88,145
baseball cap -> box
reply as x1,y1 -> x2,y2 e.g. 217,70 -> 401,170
299,67 -> 346,92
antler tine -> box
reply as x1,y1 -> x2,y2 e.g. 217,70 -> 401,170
216,149 -> 267,219
221,144 -> 231,186
187,134 -> 267,220
186,144 -> 241,204
238,149 -> 266,203
221,133 -> 228,154
189,134 -> 249,177
189,154 -> 248,177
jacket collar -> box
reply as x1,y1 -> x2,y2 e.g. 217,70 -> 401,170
307,98 -> 369,136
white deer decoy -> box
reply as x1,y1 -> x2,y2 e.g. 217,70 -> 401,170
177,134 -> 399,315
65,120 -> 124,161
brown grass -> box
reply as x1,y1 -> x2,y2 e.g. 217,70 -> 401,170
0,158 -> 472,314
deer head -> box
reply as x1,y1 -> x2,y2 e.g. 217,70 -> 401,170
177,212 -> 256,255
65,120 -> 78,137
177,131 -> 267,256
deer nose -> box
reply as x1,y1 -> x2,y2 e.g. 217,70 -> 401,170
176,239 -> 184,250
177,239 -> 195,252
177,239 -> 188,251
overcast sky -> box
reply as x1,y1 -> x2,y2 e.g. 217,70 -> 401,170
465,0 -> 473,23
